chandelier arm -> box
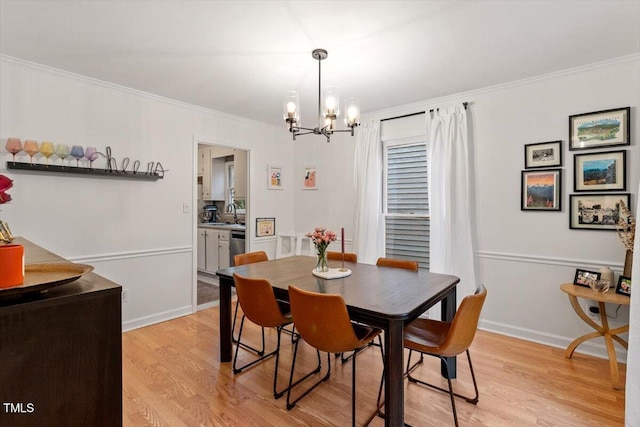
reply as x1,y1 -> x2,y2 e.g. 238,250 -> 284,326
292,129 -> 317,137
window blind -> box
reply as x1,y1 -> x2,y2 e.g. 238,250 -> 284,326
384,143 -> 430,269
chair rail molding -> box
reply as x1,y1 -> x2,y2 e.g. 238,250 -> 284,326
476,250 -> 625,272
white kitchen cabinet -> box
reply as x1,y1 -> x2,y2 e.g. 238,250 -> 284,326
218,231 -> 230,269
198,227 -> 231,273
199,147 -> 212,200
233,149 -> 247,200
211,157 -> 226,201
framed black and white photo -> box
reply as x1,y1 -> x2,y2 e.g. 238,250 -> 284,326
521,169 -> 562,211
574,150 -> 626,192
569,193 -> 630,230
616,276 -> 631,297
524,140 -> 562,168
573,269 -> 601,288
569,107 -> 630,151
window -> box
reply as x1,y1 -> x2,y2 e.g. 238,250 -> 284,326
383,140 -> 430,269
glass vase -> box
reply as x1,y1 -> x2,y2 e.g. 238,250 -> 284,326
315,251 -> 329,272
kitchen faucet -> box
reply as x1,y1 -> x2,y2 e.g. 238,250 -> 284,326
228,203 -> 238,224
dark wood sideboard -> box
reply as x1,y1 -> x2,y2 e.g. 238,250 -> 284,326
0,237 -> 122,427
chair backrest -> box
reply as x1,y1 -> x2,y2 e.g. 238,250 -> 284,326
233,273 -> 288,327
288,285 -> 361,354
376,257 -> 419,271
234,251 -> 268,266
439,285 -> 487,357
327,251 -> 357,263
297,233 -> 316,256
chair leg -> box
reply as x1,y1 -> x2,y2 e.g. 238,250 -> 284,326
405,349 -> 480,427
286,341 -> 328,410
232,305 -> 266,355
233,316 -> 277,374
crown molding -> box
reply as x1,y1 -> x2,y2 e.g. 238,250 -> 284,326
0,54 -> 282,131
364,53 -> 640,123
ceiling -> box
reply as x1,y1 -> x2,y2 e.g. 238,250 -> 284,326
1,1 -> 639,128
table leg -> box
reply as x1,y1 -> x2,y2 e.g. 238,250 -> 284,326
218,275 -> 233,362
599,302 -> 624,390
384,319 -> 404,427
564,295 -> 627,390
441,286 -> 457,379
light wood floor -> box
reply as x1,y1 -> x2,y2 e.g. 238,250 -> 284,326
122,305 -> 626,426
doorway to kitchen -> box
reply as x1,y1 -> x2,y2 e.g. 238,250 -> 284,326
194,139 -> 249,311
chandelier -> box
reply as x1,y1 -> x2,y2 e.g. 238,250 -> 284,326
284,49 -> 360,142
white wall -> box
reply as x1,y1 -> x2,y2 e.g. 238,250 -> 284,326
294,55 -> 639,360
2,53 -> 637,361
0,56 -> 295,330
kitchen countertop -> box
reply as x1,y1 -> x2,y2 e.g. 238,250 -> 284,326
198,223 -> 246,231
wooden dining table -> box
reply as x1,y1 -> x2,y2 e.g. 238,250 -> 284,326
217,255 -> 460,427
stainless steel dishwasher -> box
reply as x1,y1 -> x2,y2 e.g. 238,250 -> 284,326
229,230 -> 245,266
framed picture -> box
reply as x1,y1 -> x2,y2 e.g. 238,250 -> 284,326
521,169 -> 562,211
569,107 -> 630,151
524,140 -> 562,169
255,217 -> 275,237
303,166 -> 317,190
268,165 -> 283,190
569,193 -> 630,230
574,150 -> 626,192
616,276 -> 631,297
573,269 -> 601,288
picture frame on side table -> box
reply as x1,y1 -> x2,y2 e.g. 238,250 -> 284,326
569,193 -> 630,230
574,150 -> 626,192
569,107 -> 630,151
573,269 -> 601,287
616,276 -> 631,296
524,140 -> 562,169
521,169 -> 562,211
302,166 -> 317,190
267,165 -> 283,190
256,217 -> 276,237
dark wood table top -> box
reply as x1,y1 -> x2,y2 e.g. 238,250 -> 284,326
218,255 -> 460,321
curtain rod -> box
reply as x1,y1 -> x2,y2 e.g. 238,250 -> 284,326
380,102 -> 469,122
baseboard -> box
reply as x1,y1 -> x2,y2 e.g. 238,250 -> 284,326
122,305 -> 193,332
479,319 -> 628,363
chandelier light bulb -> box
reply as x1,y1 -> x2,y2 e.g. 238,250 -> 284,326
286,101 -> 297,115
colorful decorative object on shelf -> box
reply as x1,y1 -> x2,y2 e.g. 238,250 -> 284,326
306,227 -> 336,273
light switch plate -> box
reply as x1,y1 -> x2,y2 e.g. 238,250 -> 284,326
183,202 -> 190,213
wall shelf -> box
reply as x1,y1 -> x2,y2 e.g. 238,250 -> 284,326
6,161 -> 163,181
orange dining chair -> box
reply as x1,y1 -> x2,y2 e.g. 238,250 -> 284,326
232,273 -> 294,398
232,251 -> 269,354
376,257 -> 419,271
327,251 -> 358,263
400,284 -> 487,426
286,285 -> 383,426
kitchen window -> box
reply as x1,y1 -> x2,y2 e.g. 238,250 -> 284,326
383,139 -> 430,269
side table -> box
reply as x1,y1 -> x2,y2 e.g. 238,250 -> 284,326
560,283 -> 630,390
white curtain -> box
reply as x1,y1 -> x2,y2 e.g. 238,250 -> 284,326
427,104 -> 477,302
626,182 -> 639,425
352,121 -> 383,265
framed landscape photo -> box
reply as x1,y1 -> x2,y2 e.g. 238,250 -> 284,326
616,276 -> 631,297
574,150 -> 626,192
521,169 -> 561,211
569,107 -> 630,151
573,269 -> 601,287
524,140 -> 562,169
569,193 -> 630,230
255,217 -> 275,237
